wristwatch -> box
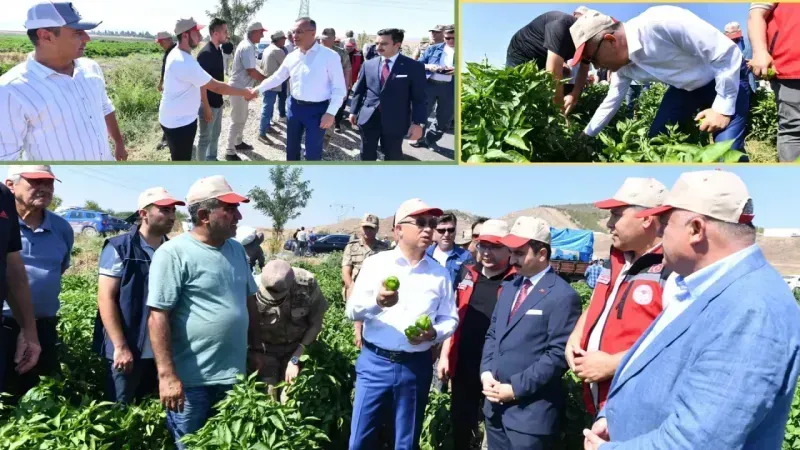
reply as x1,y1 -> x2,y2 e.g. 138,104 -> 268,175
290,356 -> 300,365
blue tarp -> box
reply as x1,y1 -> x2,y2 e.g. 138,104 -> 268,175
550,228 -> 594,262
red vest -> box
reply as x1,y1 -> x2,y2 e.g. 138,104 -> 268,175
579,246 -> 670,415
350,52 -> 364,84
767,3 -> 800,79
448,264 -> 516,378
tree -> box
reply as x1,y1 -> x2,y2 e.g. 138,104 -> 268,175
249,166 -> 313,252
175,210 -> 189,222
47,195 -> 63,212
356,31 -> 371,51
206,0 -> 267,45
84,200 -> 103,212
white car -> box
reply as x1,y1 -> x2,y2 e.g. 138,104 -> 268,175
784,275 -> 800,296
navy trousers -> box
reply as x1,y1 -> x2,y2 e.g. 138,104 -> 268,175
359,109 -> 404,161
286,98 -> 329,161
485,413 -> 555,450
349,343 -> 433,450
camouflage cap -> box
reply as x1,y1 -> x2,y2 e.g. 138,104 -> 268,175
361,213 -> 379,228
259,260 -> 296,302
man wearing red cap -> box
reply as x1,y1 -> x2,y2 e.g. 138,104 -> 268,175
749,3 -> 800,161
481,217 -> 581,449
2,165 -> 68,397
564,178 -> 671,418
437,219 -> 515,449
146,176 -> 261,449
346,198 -> 458,450
583,171 -> 800,450
94,187 -> 184,404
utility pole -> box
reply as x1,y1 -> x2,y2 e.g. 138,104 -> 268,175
330,203 -> 354,223
298,0 -> 310,18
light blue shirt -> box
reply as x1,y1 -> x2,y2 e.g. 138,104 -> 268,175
3,210 -> 73,318
98,236 -> 165,359
622,244 -> 761,375
379,53 -> 399,78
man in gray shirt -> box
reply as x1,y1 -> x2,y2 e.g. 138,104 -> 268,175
227,22 -> 267,161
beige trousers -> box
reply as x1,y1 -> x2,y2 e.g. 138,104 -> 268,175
227,95 -> 250,152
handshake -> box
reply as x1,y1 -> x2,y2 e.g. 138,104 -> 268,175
242,88 -> 259,102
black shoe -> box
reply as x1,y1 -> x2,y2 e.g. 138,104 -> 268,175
235,142 -> 254,151
334,125 -> 343,134
409,139 -> 429,148
267,128 -> 281,136
258,134 -> 271,145
225,154 -> 242,161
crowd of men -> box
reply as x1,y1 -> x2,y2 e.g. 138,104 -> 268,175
507,3 -> 800,162
0,1 -> 456,162
1,164 -> 800,449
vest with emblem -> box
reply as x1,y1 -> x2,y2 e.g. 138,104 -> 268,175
579,246 -> 671,415
766,3 -> 800,79
347,239 -> 389,281
257,267 -> 318,352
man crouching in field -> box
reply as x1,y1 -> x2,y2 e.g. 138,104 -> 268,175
0,1 -> 126,161
146,176 -> 262,449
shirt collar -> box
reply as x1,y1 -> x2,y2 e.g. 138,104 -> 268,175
392,247 -> 431,269
524,265 -> 551,287
624,242 -> 662,265
676,244 -> 761,301
18,209 -> 52,232
623,20 -> 644,64
382,53 -> 399,64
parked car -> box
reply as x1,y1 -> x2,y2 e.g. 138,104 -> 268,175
109,217 -> 132,233
256,41 -> 269,60
309,234 -> 351,254
785,275 -> 800,296
58,208 -> 113,237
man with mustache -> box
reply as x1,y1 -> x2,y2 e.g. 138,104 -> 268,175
1,165 -> 70,398
93,187 -> 184,404
146,176 -> 262,449
346,198 -> 458,450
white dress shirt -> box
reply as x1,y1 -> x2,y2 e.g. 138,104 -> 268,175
584,5 -> 743,137
379,53 -> 399,79
159,49 -> 213,129
345,248 -> 458,353
515,265 -> 551,305
620,244 -> 761,377
430,45 -> 454,82
0,55 -> 115,161
256,42 -> 347,116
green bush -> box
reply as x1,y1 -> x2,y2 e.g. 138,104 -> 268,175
105,57 -> 162,146
0,36 -> 160,58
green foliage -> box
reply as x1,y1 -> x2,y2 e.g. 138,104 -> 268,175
0,63 -> 12,77
0,36 -> 161,58
105,57 -> 162,146
249,166 -> 314,237
47,195 -> 63,212
205,0 -> 267,44
748,88 -> 778,144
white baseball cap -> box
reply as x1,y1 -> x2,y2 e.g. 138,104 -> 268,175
574,6 -> 590,15
476,219 -> 509,245
594,177 -> 667,210
155,31 -> 172,42
7,165 -> 59,182
185,175 -> 249,206
25,1 -> 102,30
137,187 -> 184,211
174,17 -> 204,36
570,10 -> 617,66
724,21 -> 743,40
500,216 -> 551,248
394,198 -> 442,225
637,170 -> 754,224
247,22 -> 267,33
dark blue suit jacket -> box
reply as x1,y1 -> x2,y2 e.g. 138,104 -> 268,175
480,269 -> 581,436
350,53 -> 427,136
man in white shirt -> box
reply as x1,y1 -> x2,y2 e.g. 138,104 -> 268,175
412,25 -> 455,150
0,1 -> 126,161
346,198 -> 458,450
570,7 -> 750,157
285,31 -> 295,53
256,17 -> 346,161
159,18 -> 257,161
227,22 -> 268,161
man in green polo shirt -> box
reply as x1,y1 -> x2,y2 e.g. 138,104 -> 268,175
147,175 -> 262,449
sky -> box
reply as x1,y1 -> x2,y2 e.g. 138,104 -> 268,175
2,0 -> 452,40
463,3 -> 753,67
2,165 -> 797,230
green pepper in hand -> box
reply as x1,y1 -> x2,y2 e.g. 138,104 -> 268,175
405,325 -> 422,339
415,315 -> 432,331
384,276 -> 400,291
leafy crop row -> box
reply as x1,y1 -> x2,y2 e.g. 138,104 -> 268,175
0,35 -> 161,59
461,61 -> 778,163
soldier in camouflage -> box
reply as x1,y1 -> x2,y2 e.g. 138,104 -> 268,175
319,28 -> 353,145
249,259 -> 329,398
341,213 -> 390,348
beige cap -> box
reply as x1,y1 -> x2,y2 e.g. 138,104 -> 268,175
570,10 -> 616,66
477,219 -> 509,245
724,21 -> 743,40
7,165 -> 59,181
246,22 -> 267,33
271,30 -> 286,40
137,187 -> 185,211
361,213 -> 379,228
455,229 -> 472,245
174,18 -> 204,36
259,259 -> 295,300
185,175 -> 250,206
429,24 -> 446,32
155,31 -> 172,42
594,177 -> 667,210
574,5 -> 590,15
344,37 -> 357,48
500,216 -> 551,248
394,198 -> 443,225
637,170 -> 754,224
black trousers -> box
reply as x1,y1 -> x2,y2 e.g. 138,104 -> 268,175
359,109 -> 404,161
451,362 -> 485,449
335,94 -> 349,127
1,317 -> 60,398
162,120 -> 197,161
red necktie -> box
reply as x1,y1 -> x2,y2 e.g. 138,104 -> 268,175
380,59 -> 390,86
509,279 -> 533,323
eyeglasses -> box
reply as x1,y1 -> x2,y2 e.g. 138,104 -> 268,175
445,36 -> 455,41
399,216 -> 438,229
582,38 -> 605,65
436,227 -> 456,234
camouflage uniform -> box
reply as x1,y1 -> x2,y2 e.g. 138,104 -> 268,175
251,264 -> 329,393
341,214 -> 390,300
325,45 -> 353,145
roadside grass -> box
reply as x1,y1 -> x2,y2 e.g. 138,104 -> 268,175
746,139 -> 780,163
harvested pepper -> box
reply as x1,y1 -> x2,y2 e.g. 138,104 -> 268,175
383,276 -> 400,291
415,315 -> 432,331
405,325 -> 422,339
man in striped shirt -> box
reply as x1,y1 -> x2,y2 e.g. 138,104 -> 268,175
0,1 -> 126,161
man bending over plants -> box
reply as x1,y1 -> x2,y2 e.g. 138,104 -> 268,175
571,7 -> 751,160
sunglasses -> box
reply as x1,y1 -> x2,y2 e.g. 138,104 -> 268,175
581,38 -> 605,65
436,227 -> 456,234
445,36 -> 455,41
399,216 -> 438,229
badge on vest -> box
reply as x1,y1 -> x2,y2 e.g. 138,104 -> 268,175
597,272 -> 611,285
457,279 -> 474,290
648,264 -> 664,273
632,285 -> 654,306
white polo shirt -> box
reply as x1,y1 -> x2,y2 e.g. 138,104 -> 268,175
0,55 -> 115,161
159,48 -> 213,129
